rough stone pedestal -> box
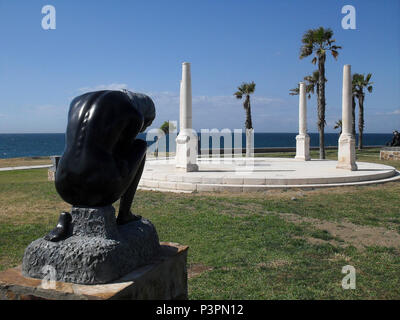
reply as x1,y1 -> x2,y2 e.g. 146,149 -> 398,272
0,242 -> 188,300
22,206 -> 160,285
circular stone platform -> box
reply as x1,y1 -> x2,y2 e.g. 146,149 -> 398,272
138,157 -> 400,193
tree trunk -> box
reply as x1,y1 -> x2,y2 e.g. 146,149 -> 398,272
244,95 -> 253,157
358,94 -> 364,150
155,140 -> 159,158
317,55 -> 326,159
351,95 -> 356,138
243,95 -> 253,130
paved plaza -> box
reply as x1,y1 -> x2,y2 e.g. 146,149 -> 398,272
139,157 -> 400,192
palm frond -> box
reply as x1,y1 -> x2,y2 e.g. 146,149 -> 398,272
331,50 -> 339,60
311,57 -> 317,65
299,27 -> 341,64
300,44 -> 313,59
247,81 -> 256,93
334,119 -> 342,130
289,87 -> 299,96
234,81 -> 256,98
234,91 -> 243,99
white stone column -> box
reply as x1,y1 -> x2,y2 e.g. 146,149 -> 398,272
295,82 -> 311,161
176,62 -> 199,172
337,65 -> 357,170
245,128 -> 254,157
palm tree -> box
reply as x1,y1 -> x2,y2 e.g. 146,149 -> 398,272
351,76 -> 357,137
303,70 -> 325,100
300,27 -> 341,159
160,120 -> 176,135
234,81 -> 256,157
334,119 -> 342,135
353,73 -> 373,149
289,70 -> 322,98
153,121 -> 177,158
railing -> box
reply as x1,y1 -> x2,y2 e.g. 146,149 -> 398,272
198,145 -> 383,155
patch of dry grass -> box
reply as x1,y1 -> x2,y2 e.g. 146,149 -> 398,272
0,157 -> 52,168
280,212 -> 400,250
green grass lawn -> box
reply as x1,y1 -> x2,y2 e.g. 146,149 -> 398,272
0,149 -> 399,299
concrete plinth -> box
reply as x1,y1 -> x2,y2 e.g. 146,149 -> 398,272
337,134 -> 358,170
176,129 -> 199,172
1,242 -> 188,300
295,134 -> 310,161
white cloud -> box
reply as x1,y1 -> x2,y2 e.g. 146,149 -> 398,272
192,95 -> 284,108
375,108 -> 400,116
75,86 -> 284,111
72,86 -> 289,130
147,91 -> 180,106
78,83 -> 129,93
154,93 -> 287,130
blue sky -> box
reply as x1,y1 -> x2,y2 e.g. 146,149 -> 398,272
0,0 -> 399,133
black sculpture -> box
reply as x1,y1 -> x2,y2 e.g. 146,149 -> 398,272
386,130 -> 400,147
45,90 -> 155,241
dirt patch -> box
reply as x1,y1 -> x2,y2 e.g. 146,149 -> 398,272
188,263 -> 213,279
280,213 -> 400,250
292,235 -> 348,248
220,259 -> 291,272
328,253 -> 352,263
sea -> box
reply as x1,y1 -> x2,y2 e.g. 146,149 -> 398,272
0,132 -> 393,159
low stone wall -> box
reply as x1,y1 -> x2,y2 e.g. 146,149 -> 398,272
47,155 -> 60,181
380,147 -> 400,161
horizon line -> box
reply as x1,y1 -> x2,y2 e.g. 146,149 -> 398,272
0,131 -> 394,135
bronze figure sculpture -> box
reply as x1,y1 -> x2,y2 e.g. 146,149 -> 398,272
45,90 -> 155,241
23,90 -> 160,284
